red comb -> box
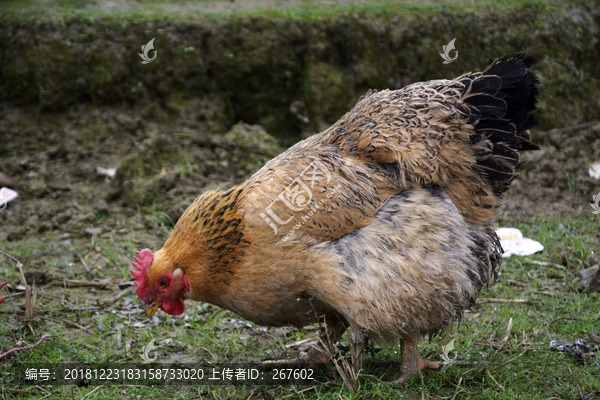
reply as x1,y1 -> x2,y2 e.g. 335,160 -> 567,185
130,249 -> 154,300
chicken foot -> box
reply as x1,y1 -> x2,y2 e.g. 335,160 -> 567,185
393,337 -> 440,383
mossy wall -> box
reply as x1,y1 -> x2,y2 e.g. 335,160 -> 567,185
1,2 -> 599,140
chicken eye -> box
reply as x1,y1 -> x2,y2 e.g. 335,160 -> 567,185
159,278 -> 170,288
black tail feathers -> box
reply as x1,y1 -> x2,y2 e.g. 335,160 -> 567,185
460,53 -> 540,196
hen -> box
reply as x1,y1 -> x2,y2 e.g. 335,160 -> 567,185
131,54 -> 539,381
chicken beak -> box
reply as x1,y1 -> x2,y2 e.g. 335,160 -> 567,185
145,301 -> 162,318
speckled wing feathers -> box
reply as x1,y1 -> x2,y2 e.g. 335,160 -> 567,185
240,55 -> 540,244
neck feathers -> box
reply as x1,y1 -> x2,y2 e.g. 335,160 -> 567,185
161,186 -> 248,301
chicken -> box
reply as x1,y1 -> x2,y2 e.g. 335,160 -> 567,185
131,54 -> 539,381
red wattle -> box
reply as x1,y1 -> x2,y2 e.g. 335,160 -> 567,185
161,298 -> 184,315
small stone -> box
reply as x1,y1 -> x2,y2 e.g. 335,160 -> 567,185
579,266 -> 599,281
95,199 -> 109,213
587,253 -> 600,267
78,212 -> 97,224
588,268 -> 600,293
579,266 -> 599,291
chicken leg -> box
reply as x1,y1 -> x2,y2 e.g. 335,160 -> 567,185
394,337 -> 440,382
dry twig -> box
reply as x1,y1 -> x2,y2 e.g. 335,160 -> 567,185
60,279 -> 113,289
478,298 -> 534,304
449,377 -> 463,400
116,323 -> 123,347
497,345 -> 531,368
0,249 -> 35,320
503,318 -> 513,342
102,286 -> 135,306
317,336 -> 360,393
525,260 -> 566,270
314,322 -> 362,394
486,369 -> 504,389
42,316 -> 91,331
81,385 -> 105,400
548,317 -> 580,325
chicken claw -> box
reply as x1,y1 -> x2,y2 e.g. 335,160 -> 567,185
392,337 -> 440,383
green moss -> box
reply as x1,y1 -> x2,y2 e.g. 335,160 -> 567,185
303,62 -> 355,132
224,121 -> 281,157
205,17 -> 305,135
0,0 -> 598,139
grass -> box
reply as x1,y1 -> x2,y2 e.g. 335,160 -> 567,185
0,0 -> 584,21
1,209 -> 599,399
